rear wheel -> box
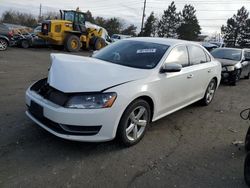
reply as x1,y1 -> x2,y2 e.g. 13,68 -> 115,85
90,36 -> 106,50
117,99 -> 151,146
65,35 -> 81,52
21,40 -> 29,48
0,38 -> 8,51
200,79 -> 217,106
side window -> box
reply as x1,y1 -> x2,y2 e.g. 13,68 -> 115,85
204,51 -> 211,62
188,45 -> 207,65
165,45 -> 189,67
244,51 -> 250,60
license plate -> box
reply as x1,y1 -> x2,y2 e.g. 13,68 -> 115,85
29,101 -> 43,119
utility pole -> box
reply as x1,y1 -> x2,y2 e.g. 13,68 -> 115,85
140,0 -> 146,35
39,4 -> 42,18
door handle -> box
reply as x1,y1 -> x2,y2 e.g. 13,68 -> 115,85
187,74 -> 194,79
208,69 -> 212,73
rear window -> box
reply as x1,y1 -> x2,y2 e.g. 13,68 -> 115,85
93,40 -> 169,69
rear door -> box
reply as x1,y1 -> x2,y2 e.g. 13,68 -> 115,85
186,44 -> 215,99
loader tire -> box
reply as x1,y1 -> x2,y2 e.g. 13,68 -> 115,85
65,35 -> 81,52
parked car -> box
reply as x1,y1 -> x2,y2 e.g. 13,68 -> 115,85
33,26 -> 41,34
0,23 -> 14,47
200,42 -> 218,52
25,38 -> 221,146
211,48 -> 250,85
111,34 -> 131,42
13,32 -> 48,48
0,35 -> 9,50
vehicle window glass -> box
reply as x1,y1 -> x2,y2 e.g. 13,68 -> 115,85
204,51 -> 211,62
211,48 -> 242,61
188,45 -> 207,65
165,45 -> 189,67
79,14 -> 85,24
93,40 -> 169,69
244,51 -> 250,60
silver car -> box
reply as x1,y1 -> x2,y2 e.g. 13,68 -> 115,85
211,48 -> 250,85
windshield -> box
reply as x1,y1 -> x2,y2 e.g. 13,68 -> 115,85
92,40 -> 169,69
211,48 -> 242,61
64,11 -> 75,22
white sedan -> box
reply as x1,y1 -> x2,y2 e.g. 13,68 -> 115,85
25,38 -> 221,146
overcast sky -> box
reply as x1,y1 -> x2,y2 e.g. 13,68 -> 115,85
1,0 -> 250,34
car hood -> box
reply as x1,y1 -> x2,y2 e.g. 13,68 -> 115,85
48,53 -> 151,92
215,58 -> 239,66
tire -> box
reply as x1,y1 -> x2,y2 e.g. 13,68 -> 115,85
117,99 -> 151,147
200,79 -> 217,106
64,35 -> 81,52
231,69 -> 241,86
244,152 -> 250,186
245,72 -> 250,79
245,127 -> 250,151
0,38 -> 8,51
21,40 -> 29,48
92,37 -> 105,50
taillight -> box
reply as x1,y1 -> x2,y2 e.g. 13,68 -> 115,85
8,31 -> 14,37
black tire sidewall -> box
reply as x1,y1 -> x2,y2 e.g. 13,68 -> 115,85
117,99 -> 151,146
65,35 -> 81,52
21,40 -> 29,48
244,152 -> 250,186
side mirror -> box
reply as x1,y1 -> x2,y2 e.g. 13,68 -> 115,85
160,63 -> 182,73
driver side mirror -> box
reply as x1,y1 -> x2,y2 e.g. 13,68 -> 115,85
160,63 -> 182,73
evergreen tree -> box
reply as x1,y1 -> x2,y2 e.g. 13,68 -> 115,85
157,1 -> 180,38
177,4 -> 201,40
141,12 -> 157,37
85,10 -> 95,23
121,24 -> 137,36
221,7 -> 249,47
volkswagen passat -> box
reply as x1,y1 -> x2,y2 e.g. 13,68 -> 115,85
25,38 -> 221,146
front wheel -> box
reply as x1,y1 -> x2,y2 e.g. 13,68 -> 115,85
245,72 -> 250,79
117,99 -> 151,146
200,79 -> 217,106
231,69 -> 241,86
64,35 -> 81,52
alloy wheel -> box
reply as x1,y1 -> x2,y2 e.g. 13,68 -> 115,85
125,106 -> 148,141
0,39 -> 7,51
206,81 -> 216,104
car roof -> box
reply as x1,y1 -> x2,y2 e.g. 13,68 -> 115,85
125,37 -> 199,46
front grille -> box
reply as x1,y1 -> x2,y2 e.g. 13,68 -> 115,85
31,78 -> 70,106
28,105 -> 101,136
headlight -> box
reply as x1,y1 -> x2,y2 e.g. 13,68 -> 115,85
226,66 -> 235,71
65,92 -> 117,109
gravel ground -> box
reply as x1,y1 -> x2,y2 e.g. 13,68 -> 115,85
0,47 -> 250,188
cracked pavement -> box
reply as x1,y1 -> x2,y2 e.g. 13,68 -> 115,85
0,48 -> 250,188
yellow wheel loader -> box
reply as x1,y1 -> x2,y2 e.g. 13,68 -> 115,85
38,9 -> 106,52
